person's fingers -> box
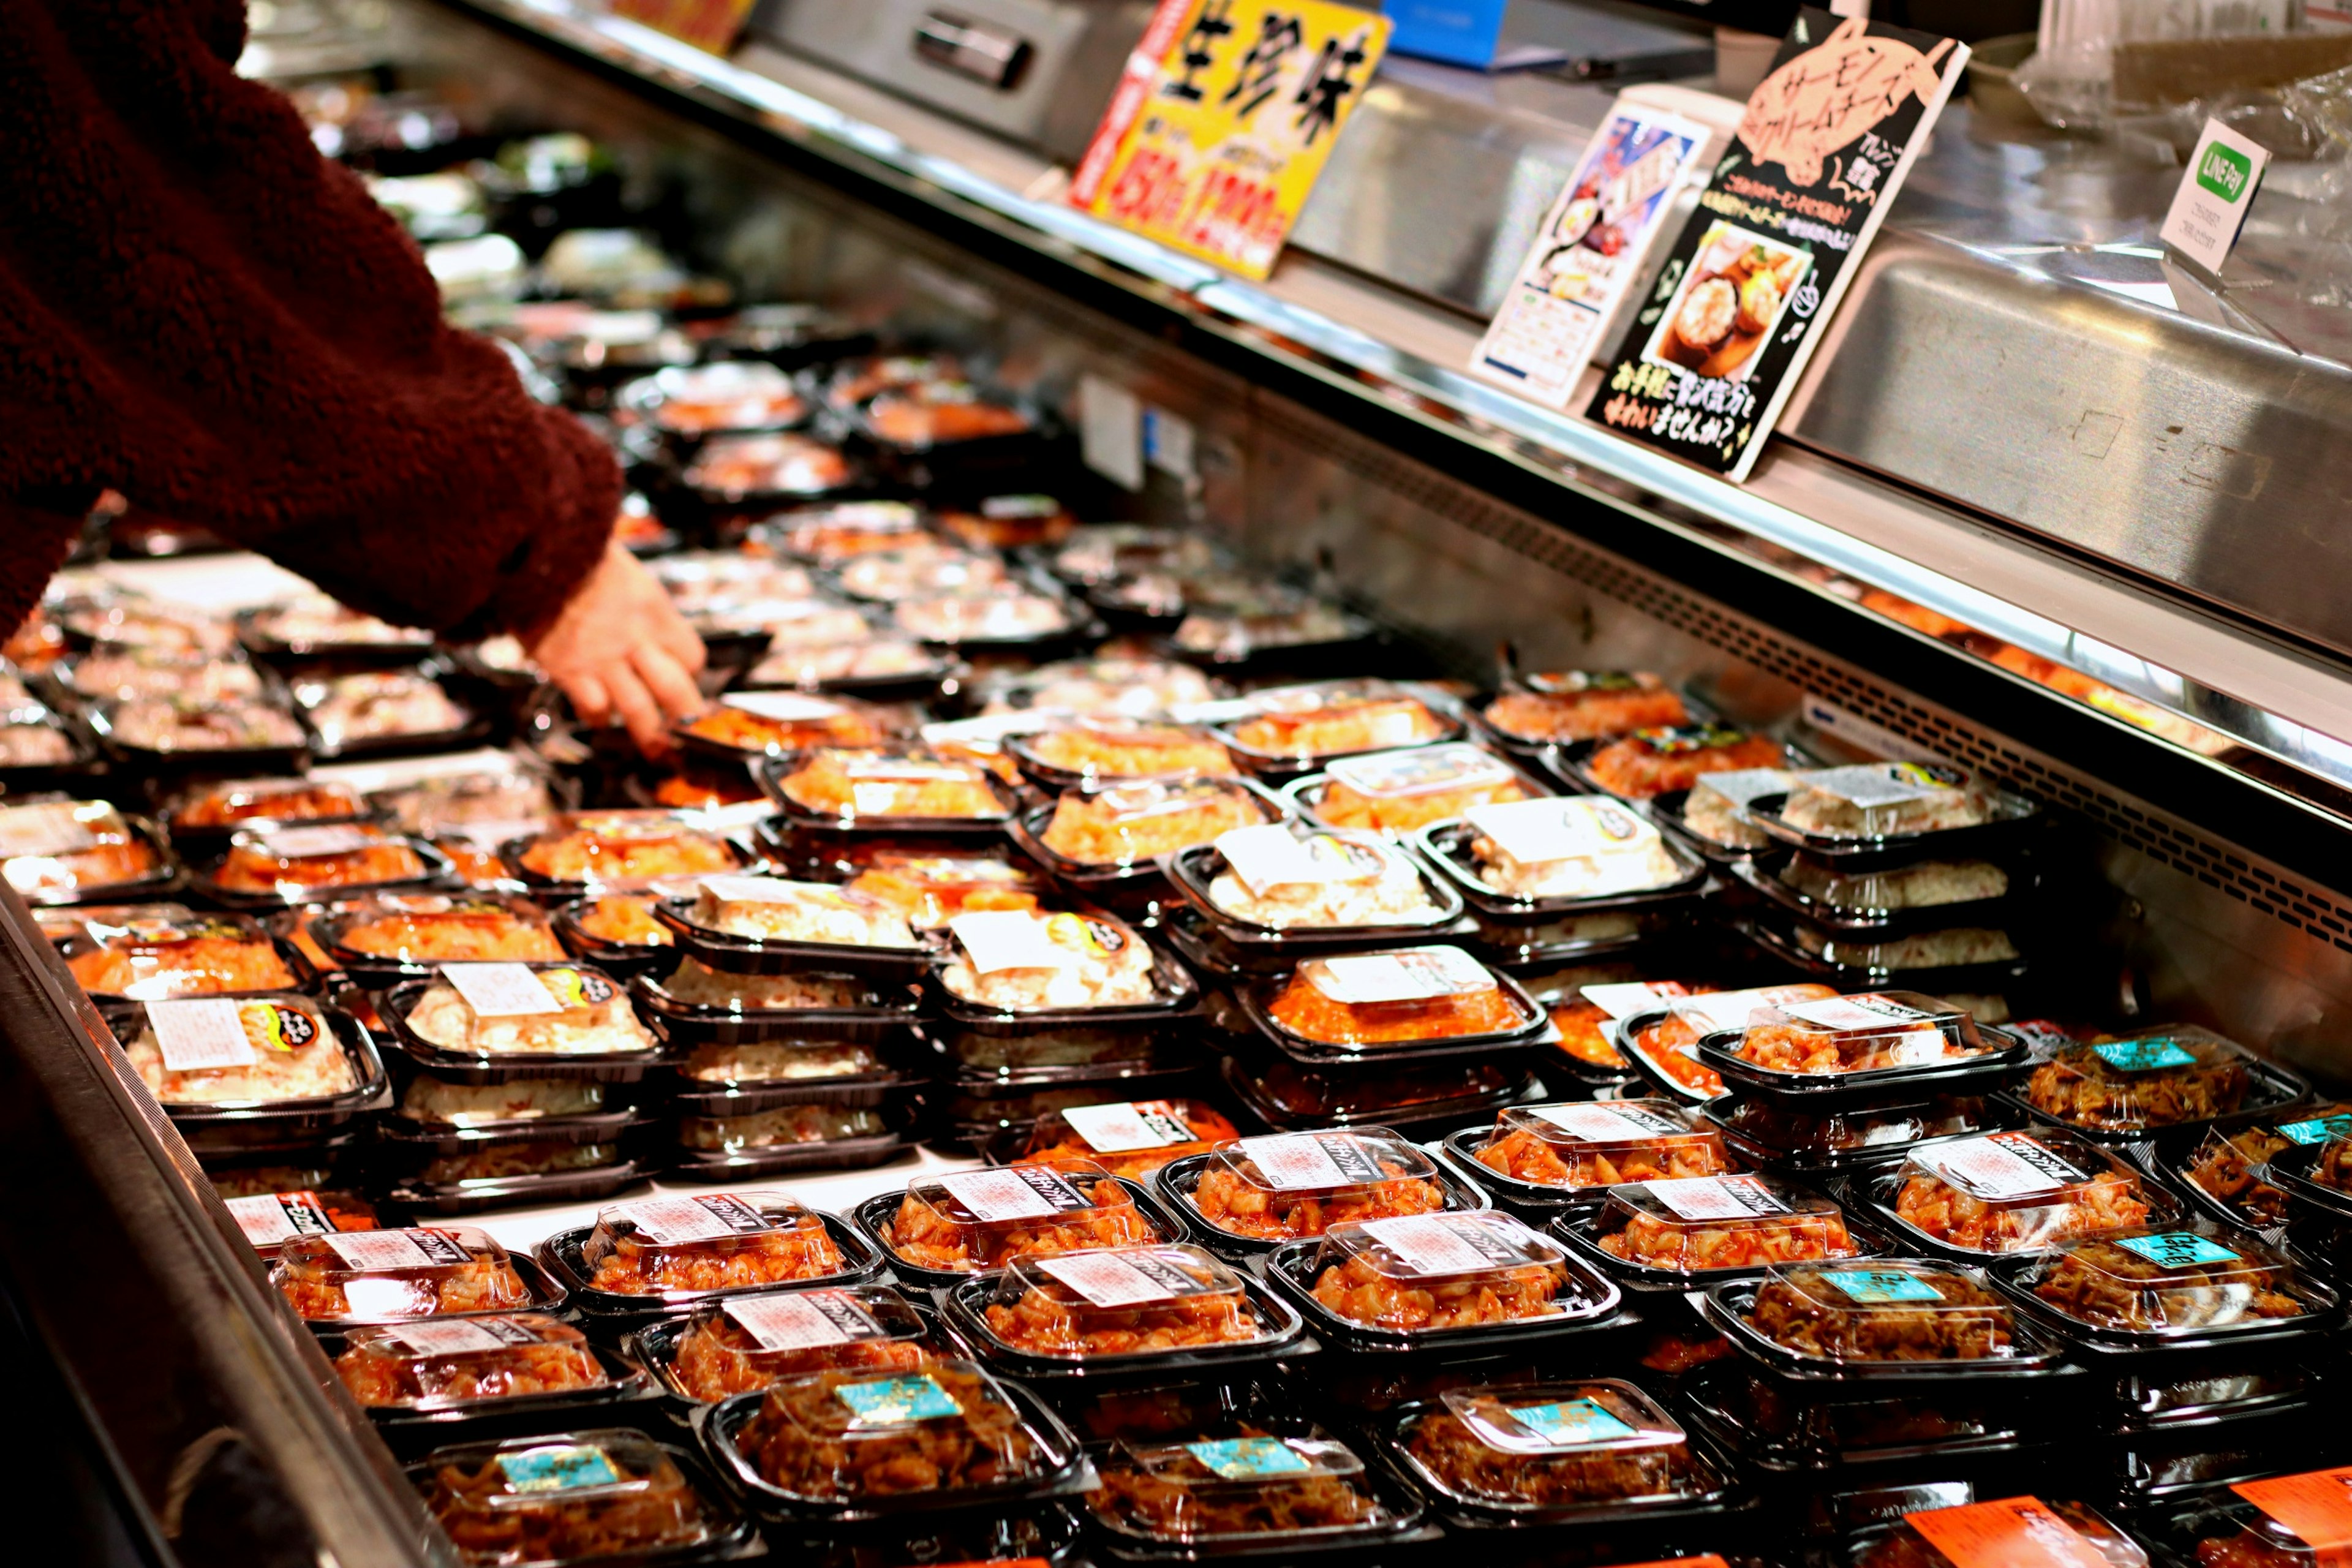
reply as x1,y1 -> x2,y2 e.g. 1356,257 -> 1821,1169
566,670 -> 611,728
650,602 -> 707,675
602,663 -> 668,755
632,643 -> 705,723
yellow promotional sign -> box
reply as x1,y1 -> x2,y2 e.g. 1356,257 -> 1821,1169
1070,0 -> 1392,280
610,0 -> 756,55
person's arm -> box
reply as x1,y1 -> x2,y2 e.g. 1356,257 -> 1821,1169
0,0 -> 700,747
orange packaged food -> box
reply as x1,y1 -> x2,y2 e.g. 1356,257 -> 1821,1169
1037,777 -> 1271,865
1018,1099 -> 1240,1181
1591,1175 -> 1860,1274
936,494 -> 1076,549
1624,985 -> 1839,1099
0,800 -> 162,899
213,823 -> 428,897
1582,726 -> 1787,799
334,1313 -> 606,1409
844,852 -> 1040,927
1398,1381 -> 1724,1514
864,384 -> 1033,447
1540,979 -> 1715,1071
682,693 -> 893,755
1226,682 -> 1449,762
1481,673 -> 1690,744
1890,1132 -> 2155,1254
1188,1131 -> 1448,1242
663,1286 -> 934,1402
63,907 -> 297,997
733,1361 -> 1049,1503
1312,744 -> 1528,834
580,1193 -> 846,1297
777,746 -> 1007,821
420,1433 -> 722,1565
979,1245 -> 1266,1357
1732,992 -> 1998,1077
328,894 -> 565,964
272,1226 -> 534,1321
572,894 -> 673,948
684,432 -> 853,498
1306,1211 -> 1580,1332
1018,720 -> 1236,782
1474,1101 -> 1730,1191
882,1163 -> 1161,1273
169,777 -> 370,829
516,812 -> 744,888
1263,946 -> 1535,1047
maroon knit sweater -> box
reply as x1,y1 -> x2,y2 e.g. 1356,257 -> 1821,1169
0,0 -> 620,641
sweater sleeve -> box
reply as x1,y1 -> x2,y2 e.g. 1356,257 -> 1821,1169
0,0 -> 619,643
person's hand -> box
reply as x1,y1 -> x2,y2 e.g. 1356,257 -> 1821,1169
526,538 -> 706,755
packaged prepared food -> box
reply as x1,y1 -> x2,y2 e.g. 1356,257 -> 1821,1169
570,894 -> 671,948
2019,1227 -> 2320,1335
372,769 -> 556,837
664,1286 -> 932,1401
64,646 -> 265,704
65,600 -> 233,654
1890,1131 -> 2155,1254
843,852 -> 1040,927
1789,922 -> 2021,970
401,963 -> 657,1058
1779,856 -> 2010,913
1169,598 -> 1366,661
1539,979 -> 1714,1071
1088,1429 -> 1393,1543
1705,1093 -> 2000,1165
827,353 -> 957,410
330,895 -> 565,964
744,637 -> 936,688
1038,776 -> 1272,865
837,544 -> 1006,601
1264,946 -> 1534,1047
881,1163 -> 1159,1272
64,908 -> 296,997
581,1192 -> 846,1296
295,671 -> 469,749
336,1313 -> 606,1408
273,1225 -> 532,1321
1679,767 -> 1792,849
979,1245 -> 1265,1357
0,719 -> 76,764
1306,1211 -> 1580,1331
1857,1496 -> 2146,1568
1225,682 -> 1450,762
864,382 -> 1031,447
1481,673 -> 1689,744
674,876 -> 918,949
1728,990 -> 1999,1077
220,1188 -> 378,1250
776,747 -> 1006,821
2182,1468 -> 2352,1568
1198,824 -> 1449,930
1742,1260 -> 2022,1363
640,763 -> 765,812
978,655 -> 1215,717
168,777 -> 369,830
684,692 -> 895,757
2182,1106 -> 2352,1226
684,432 -> 853,498
731,1360 -> 1053,1504
1018,720 -> 1235,781
1624,984 -> 1839,1099
418,1433 -> 722,1565
1589,1175 -> 1859,1273
1017,1099 -> 1240,1181
1227,1057 -> 1523,1131
937,493 -> 1076,549
1474,1101 -> 1730,1189
1776,763 -> 2000,839
104,697 -> 306,753
654,959 -> 881,1014
213,824 -> 430,897
1050,524 -> 1214,584
0,800 -> 161,898
761,500 -> 924,563
2022,1027 -> 2259,1131
398,1077 -> 606,1126
413,1139 -> 620,1186
679,1104 -> 887,1154
1396,1380 -> 1722,1513
940,910 -> 1163,1011
516,811 -> 744,888
123,994 -> 356,1103
1313,744 -> 1528,834
650,551 -> 820,611
689,598 -> 872,647
244,597 -> 431,651
1582,726 -> 1785,799
893,588 -> 1071,644
1455,796 -> 1686,899
637,360 -> 805,434
1189,1130 -> 1448,1241
677,1039 -> 882,1084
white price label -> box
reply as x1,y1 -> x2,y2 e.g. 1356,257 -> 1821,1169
1306,947 -> 1491,1005
694,875 -> 821,907
1036,1251 -> 1184,1307
1671,987 -> 1821,1036
258,824 -> 380,858
1216,823 -> 1347,896
1781,995 -> 1934,1031
1578,981 -> 1686,1020
323,1228 -> 472,1272
449,818 -> 545,852
1920,1133 -> 2086,1200
1061,1100 -> 1196,1154
147,998 -> 257,1072
938,1167 -> 1093,1223
1468,796 -> 1656,865
224,1191 -> 336,1248
616,1193 -> 772,1245
949,911 -> 1070,973
1237,1132 -> 1387,1191
1644,1175 -> 1789,1221
724,1289 -> 881,1351
1692,768 -> 1795,807
1532,1102 -> 1684,1143
0,801 -> 97,858
441,962 -> 566,1018
1361,1212 -> 1534,1276
386,1317 -> 538,1356
1801,763 -> 1958,810
721,691 -> 845,722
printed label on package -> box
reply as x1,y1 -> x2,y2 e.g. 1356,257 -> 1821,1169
224,1191 -> 338,1248
0,800 -> 97,859
1327,743 -> 1510,798
1532,1102 -> 1685,1142
835,1372 -> 962,1428
938,1166 -> 1094,1223
725,1289 -> 883,1351
1467,795 -> 1654,866
1578,981 -> 1692,1020
1923,1133 -> 2086,1200
1305,946 -> 1491,1005
1672,986 -> 1827,1036
617,1193 -> 774,1246
1239,1131 -> 1386,1190
1902,1496 -> 2117,1568
496,1444 -> 622,1495
324,1227 -> 473,1272
1643,1174 -> 1789,1221
440,962 -> 567,1019
1586,11 -> 1968,481
1038,1250 -> 1200,1308
1217,823 -> 1349,895
1691,767 -> 1793,807
1362,1213 -> 1533,1275
2114,1232 -> 2241,1269
1493,1397 -> 1640,1451
2092,1038 -> 2198,1073
950,911 -> 1072,974
2233,1468 -> 2352,1553
1803,761 -> 1961,810
258,824 -> 380,859
147,997 -> 257,1072
721,691 -> 845,722
1062,1099 -> 1197,1154
1183,1438 -> 1313,1479
2278,1114 -> 2352,1147
1821,1267 -> 1947,1305
387,1316 -> 545,1357
1780,995 -> 1935,1031
693,875 -> 820,908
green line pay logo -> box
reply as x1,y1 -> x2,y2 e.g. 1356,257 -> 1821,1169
2198,141 -> 2253,203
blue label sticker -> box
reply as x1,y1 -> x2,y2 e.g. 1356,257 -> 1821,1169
2277,1114 -> 2352,1147
495,1444 -> 620,1494
834,1373 -> 962,1428
1504,1398 -> 1639,1449
1185,1438 -> 1312,1479
1820,1268 -> 1947,1305
2114,1232 -> 2241,1268
2092,1039 -> 2197,1072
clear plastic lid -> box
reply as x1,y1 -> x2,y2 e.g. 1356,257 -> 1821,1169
1201,823 -> 1447,931
1398,1379 -> 1714,1513
1627,984 -> 1840,1098
2200,1469 -> 2352,1566
168,776 -> 371,829
1305,1211 -> 1578,1332
1020,720 -> 1236,781
1224,680 -> 1449,760
1037,776 -> 1273,867
579,1191 -> 845,1298
1480,673 -> 1688,744
2017,1225 -> 2324,1336
126,993 -> 356,1106
979,1244 -> 1263,1359
842,851 -> 1041,928
940,909 -> 1166,1012
886,1161 -> 1159,1273
1731,991 -> 1992,1077
1314,744 -> 1525,833
1591,1175 -> 1860,1275
1893,1131 -> 2155,1254
334,1313 -> 606,1409
641,360 -> 804,433
1476,1100 -> 1730,1191
1707,1093 -> 1997,1163
215,823 -> 428,895
64,908 -> 296,997
1877,1496 -> 2147,1568
1583,725 -> 1788,799
325,894 -> 565,965
666,1286 -> 933,1403
1458,796 -> 1686,901
2179,1106 -> 2352,1227
736,1360 -> 1049,1502
684,695 -> 895,757
1789,922 -> 2021,972
1776,763 -> 1999,840
1265,946 -> 1536,1047
682,876 -> 918,949
777,747 -> 1005,821
1091,1431 -> 1388,1543
2021,1026 -> 2258,1131
1019,1099 -> 1241,1181
1780,857 -> 2010,913
1681,767 -> 1794,848
420,1432 -> 716,1560
400,963 -> 657,1060
1743,1261 -> 2022,1365
514,809 -> 745,889
271,1225 -> 532,1321
1191,1129 -> 1447,1241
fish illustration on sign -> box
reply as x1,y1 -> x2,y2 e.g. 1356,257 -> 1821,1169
1735,15 -> 1954,186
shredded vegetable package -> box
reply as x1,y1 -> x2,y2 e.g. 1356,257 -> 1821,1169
579,1192 -> 848,1298
1187,1129 -> 1449,1242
